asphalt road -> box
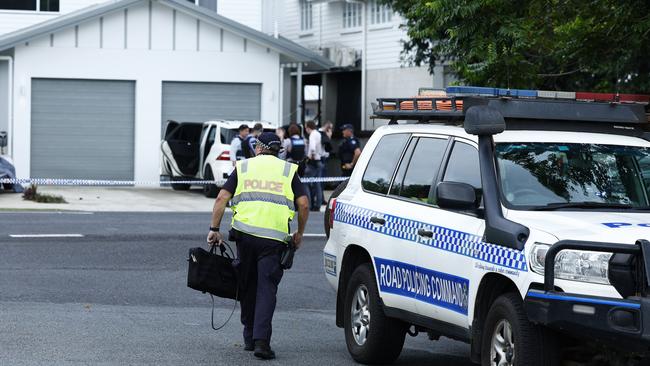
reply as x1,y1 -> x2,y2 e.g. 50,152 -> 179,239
0,210 -> 473,366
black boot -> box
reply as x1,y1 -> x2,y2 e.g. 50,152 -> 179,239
244,338 -> 254,352
253,340 -> 276,360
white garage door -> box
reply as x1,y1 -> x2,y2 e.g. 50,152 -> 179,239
30,78 -> 135,180
161,81 -> 261,134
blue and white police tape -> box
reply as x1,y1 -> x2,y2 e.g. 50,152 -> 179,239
0,176 -> 348,186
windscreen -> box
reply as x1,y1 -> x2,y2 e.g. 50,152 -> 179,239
495,143 -> 650,209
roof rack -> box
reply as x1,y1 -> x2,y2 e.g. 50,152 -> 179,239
372,86 -> 650,126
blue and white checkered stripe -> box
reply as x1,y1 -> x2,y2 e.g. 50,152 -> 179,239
0,176 -> 347,186
334,202 -> 527,271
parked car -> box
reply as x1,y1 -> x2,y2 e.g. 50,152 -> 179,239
0,154 -> 22,193
324,87 -> 650,366
161,120 -> 275,197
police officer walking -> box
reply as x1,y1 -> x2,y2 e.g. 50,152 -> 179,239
339,124 -> 362,177
207,132 -> 309,360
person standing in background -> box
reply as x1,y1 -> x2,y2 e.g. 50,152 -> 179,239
242,123 -> 264,159
318,121 -> 333,188
285,124 -> 308,201
285,124 -> 306,165
276,126 -> 287,160
304,121 -> 323,211
339,124 -> 362,177
230,124 -> 250,167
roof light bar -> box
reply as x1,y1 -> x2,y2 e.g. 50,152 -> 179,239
576,92 -> 650,103
446,86 -> 650,104
446,86 -> 537,98
537,90 -> 576,100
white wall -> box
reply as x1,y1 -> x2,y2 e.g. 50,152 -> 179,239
60,0 -> 109,13
11,0 -> 281,182
0,0 -> 109,35
279,1 -> 407,70
217,0 -> 262,31
0,0 -> 266,37
260,0 -> 277,35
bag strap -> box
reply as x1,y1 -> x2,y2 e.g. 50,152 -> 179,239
209,241 -> 235,259
210,291 -> 238,331
206,240 -> 239,331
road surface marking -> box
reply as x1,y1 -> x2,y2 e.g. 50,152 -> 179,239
303,233 -> 326,238
0,211 -> 93,215
9,234 -> 85,238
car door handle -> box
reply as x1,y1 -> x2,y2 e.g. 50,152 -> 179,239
417,228 -> 433,238
370,216 -> 386,225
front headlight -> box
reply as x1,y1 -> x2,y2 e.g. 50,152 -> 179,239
530,243 -> 612,285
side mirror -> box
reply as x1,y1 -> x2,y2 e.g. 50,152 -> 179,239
463,105 -> 505,136
436,181 -> 477,210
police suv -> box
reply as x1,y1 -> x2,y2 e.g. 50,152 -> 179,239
323,87 -> 650,366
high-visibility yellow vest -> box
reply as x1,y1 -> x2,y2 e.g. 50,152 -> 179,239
231,155 -> 298,243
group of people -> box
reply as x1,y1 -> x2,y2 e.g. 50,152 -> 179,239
229,121 -> 362,211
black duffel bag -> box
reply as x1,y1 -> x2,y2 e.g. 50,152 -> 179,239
187,242 -> 238,300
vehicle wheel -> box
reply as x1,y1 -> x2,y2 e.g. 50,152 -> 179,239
324,179 -> 348,238
344,263 -> 406,364
170,177 -> 190,191
481,293 -> 559,366
203,167 -> 218,198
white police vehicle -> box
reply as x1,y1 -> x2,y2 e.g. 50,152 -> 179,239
323,87 -> 650,366
161,120 -> 275,197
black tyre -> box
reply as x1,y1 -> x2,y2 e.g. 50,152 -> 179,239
170,177 -> 191,191
203,167 -> 218,198
324,179 -> 348,238
344,263 -> 406,364
481,293 -> 559,366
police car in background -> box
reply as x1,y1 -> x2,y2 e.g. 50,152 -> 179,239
323,87 -> 650,366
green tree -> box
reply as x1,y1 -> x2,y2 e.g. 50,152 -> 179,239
382,0 -> 650,93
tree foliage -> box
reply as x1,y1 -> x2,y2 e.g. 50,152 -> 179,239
382,0 -> 650,93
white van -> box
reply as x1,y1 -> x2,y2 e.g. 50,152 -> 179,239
161,120 -> 275,197
323,87 -> 650,365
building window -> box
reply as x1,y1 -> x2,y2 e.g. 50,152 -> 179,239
343,3 -> 362,29
300,0 -> 312,31
0,0 -> 59,12
369,0 -> 392,25
40,0 -> 59,12
1,0 -> 36,11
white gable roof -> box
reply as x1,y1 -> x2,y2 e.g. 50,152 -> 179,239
0,0 -> 333,69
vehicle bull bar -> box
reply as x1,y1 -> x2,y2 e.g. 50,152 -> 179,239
525,239 -> 650,351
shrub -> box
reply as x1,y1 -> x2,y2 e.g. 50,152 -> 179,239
22,184 -> 67,204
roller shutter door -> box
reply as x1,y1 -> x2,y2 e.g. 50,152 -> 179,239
161,81 -> 261,134
31,79 -> 135,180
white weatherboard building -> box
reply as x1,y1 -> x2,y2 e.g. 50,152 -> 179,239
0,0 -> 331,182
271,0 -> 454,131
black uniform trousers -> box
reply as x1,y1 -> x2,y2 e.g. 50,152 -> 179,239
235,231 -> 285,343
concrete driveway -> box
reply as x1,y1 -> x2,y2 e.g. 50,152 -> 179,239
0,186 -> 216,212
0,186 -> 332,212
